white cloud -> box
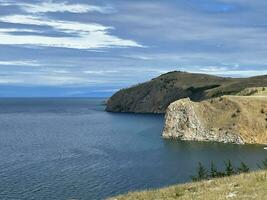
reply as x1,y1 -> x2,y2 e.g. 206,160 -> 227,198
83,70 -> 119,75
186,67 -> 267,77
0,1 -> 113,14
0,74 -> 108,86
123,54 -> 153,60
0,15 -> 109,32
0,15 -> 142,49
0,28 -> 42,33
0,60 -> 41,66
196,66 -> 229,72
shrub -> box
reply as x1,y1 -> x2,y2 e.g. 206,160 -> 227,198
232,113 -> 237,118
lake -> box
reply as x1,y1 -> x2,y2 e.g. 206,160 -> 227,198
0,98 -> 266,200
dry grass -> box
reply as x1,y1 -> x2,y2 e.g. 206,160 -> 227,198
194,95 -> 267,144
236,87 -> 267,96
108,170 -> 267,200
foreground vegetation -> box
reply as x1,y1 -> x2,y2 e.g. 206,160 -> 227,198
109,170 -> 267,200
109,159 -> 267,200
191,158 -> 267,181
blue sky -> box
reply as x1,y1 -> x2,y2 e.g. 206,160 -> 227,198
0,0 -> 267,97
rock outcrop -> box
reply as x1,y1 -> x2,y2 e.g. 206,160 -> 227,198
106,71 -> 267,113
162,96 -> 267,144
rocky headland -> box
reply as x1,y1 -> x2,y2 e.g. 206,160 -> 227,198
162,95 -> 267,144
106,71 -> 267,144
106,71 -> 267,114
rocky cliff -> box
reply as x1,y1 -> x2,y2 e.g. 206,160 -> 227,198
106,71 -> 267,113
162,96 -> 267,144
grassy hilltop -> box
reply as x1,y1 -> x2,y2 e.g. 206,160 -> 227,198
106,71 -> 267,113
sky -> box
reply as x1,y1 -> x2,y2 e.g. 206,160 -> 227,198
0,0 -> 267,97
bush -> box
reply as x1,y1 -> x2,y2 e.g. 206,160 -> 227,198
231,113 -> 237,118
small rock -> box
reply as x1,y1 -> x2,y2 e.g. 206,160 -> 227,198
226,191 -> 237,198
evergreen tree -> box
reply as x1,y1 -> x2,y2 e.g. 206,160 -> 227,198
237,162 -> 249,173
224,160 -> 236,176
262,158 -> 267,169
210,161 -> 218,178
191,162 -> 208,181
258,158 -> 267,169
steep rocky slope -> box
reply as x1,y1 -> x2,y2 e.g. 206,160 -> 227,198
162,96 -> 267,144
106,71 -> 267,113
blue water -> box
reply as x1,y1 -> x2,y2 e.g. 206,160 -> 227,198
0,98 -> 266,200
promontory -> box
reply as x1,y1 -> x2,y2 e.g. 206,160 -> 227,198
162,94 -> 267,145
105,71 -> 267,114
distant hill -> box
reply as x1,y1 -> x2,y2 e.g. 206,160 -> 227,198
106,71 -> 267,113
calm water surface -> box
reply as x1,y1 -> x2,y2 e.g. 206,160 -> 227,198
0,98 -> 266,200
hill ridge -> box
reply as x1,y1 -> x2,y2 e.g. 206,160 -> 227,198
106,71 -> 267,113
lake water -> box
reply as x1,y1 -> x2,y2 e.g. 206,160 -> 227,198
0,98 -> 266,200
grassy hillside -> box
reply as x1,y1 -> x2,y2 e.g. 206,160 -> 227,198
106,71 -> 267,113
108,170 -> 267,200
203,96 -> 267,144
236,87 -> 267,96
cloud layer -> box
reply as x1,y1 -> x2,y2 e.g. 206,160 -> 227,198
0,1 -> 141,49
0,1 -> 113,14
0,0 -> 266,96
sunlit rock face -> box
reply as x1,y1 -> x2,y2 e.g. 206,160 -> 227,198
162,96 -> 267,145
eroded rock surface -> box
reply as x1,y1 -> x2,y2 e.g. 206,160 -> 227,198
162,96 -> 267,144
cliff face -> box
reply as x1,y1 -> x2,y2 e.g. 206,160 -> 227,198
162,96 -> 267,144
106,71 -> 267,113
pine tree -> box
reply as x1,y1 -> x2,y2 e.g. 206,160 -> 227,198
210,161 -> 218,178
191,162 -> 208,181
224,160 -> 236,176
258,158 -> 267,169
263,158 -> 267,169
237,162 -> 249,173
